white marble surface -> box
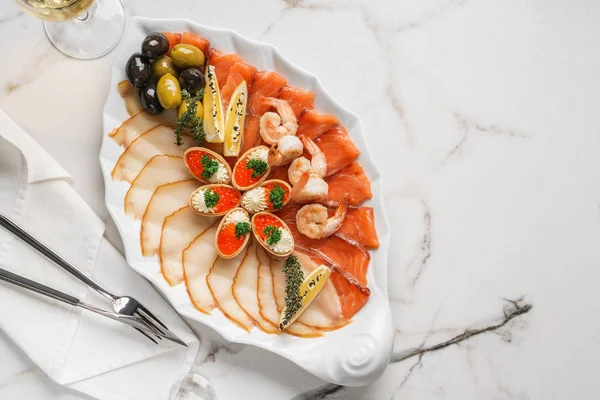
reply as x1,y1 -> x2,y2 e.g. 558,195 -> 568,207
1,0 -> 600,398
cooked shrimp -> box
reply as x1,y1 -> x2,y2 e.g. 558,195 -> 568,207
259,98 -> 298,144
296,196 -> 349,239
288,157 -> 311,185
301,136 -> 327,178
291,171 -> 329,204
268,135 -> 303,166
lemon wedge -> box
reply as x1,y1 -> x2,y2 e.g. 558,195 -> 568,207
223,81 -> 247,157
279,265 -> 331,331
203,65 -> 225,143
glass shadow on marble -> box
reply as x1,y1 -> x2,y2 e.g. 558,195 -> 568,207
14,0 -> 126,60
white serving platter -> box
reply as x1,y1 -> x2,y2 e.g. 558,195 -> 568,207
100,16 -> 393,386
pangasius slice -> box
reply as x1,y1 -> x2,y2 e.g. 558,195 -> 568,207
110,110 -> 176,148
124,155 -> 190,219
182,225 -> 220,313
111,125 -> 194,183
232,241 -> 278,333
140,180 -> 199,257
207,246 -> 255,331
159,207 -> 217,286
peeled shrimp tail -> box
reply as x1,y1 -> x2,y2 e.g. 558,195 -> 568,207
291,171 -> 310,201
300,135 -> 327,178
322,195 -> 349,237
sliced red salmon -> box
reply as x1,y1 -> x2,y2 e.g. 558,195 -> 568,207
296,109 -> 340,140
208,49 -> 242,88
333,207 -> 379,249
248,71 -> 287,116
329,270 -> 370,319
278,86 -> 315,118
267,165 -> 291,184
220,61 -> 257,109
313,126 -> 360,176
325,162 -> 372,207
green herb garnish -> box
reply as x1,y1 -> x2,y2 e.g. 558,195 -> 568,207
174,89 -> 205,146
280,255 -> 304,329
269,184 -> 286,210
203,189 -> 220,209
201,154 -> 219,181
263,225 -> 282,246
235,222 -> 252,239
246,158 -> 268,178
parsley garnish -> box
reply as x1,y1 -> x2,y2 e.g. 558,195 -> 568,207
263,225 -> 282,246
203,189 -> 220,209
280,255 -> 304,329
246,158 -> 268,178
235,222 -> 251,239
174,89 -> 205,146
269,184 -> 285,210
201,154 -> 219,181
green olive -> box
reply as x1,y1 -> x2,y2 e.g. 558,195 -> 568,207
157,73 -> 182,109
151,55 -> 178,81
178,99 -> 204,122
171,44 -> 205,69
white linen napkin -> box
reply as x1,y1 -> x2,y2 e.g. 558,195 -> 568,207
0,108 -> 199,400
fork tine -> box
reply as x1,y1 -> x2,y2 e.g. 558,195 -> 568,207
135,310 -> 166,336
136,304 -> 168,330
134,327 -> 159,344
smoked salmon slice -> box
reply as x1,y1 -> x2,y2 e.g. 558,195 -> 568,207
325,162 -> 372,207
277,86 -> 315,118
267,165 -> 291,184
296,109 -> 339,140
329,270 -> 370,319
332,207 -> 379,249
248,71 -> 287,116
220,61 -> 257,109
239,115 -> 262,156
208,49 -> 242,88
314,126 -> 360,176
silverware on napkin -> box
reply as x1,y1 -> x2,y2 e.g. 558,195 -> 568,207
0,213 -> 186,347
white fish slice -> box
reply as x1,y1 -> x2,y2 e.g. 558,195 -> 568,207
125,155 -> 190,219
140,180 -> 199,257
160,207 -> 217,286
232,242 -> 278,334
111,125 -> 194,183
182,225 -> 220,313
207,246 -> 255,332
256,247 -> 322,338
110,109 -> 176,148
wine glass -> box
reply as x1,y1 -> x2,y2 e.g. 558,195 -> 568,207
14,0 -> 126,60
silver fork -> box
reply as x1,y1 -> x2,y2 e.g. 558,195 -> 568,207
0,213 -> 186,347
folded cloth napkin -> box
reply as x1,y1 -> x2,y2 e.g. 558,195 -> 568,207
0,108 -> 199,400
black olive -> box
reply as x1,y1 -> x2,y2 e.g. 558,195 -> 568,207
126,53 -> 152,88
140,82 -> 164,115
179,68 -> 206,95
141,32 -> 169,59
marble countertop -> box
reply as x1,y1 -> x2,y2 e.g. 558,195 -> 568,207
1,0 -> 600,399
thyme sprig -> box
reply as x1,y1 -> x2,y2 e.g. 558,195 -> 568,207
280,255 -> 304,329
174,89 -> 205,146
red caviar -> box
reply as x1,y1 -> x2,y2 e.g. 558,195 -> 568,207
186,150 -> 213,180
217,223 -> 246,256
234,157 -> 266,187
253,214 -> 283,241
211,186 -> 240,213
264,182 -> 290,211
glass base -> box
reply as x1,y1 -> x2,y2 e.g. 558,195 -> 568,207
43,0 -> 126,60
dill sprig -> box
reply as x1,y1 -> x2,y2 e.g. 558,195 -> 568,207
201,154 -> 219,181
174,89 -> 205,146
269,184 -> 285,210
263,225 -> 281,246
235,222 -> 252,239
246,158 -> 268,178
280,255 -> 304,329
204,189 -> 220,209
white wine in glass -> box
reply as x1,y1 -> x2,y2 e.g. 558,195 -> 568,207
15,0 -> 126,59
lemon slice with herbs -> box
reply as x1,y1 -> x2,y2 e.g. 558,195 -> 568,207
279,263 -> 331,331
203,65 -> 225,143
223,81 -> 247,157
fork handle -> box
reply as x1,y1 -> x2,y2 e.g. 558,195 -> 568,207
0,267 -> 80,306
0,213 -> 115,301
